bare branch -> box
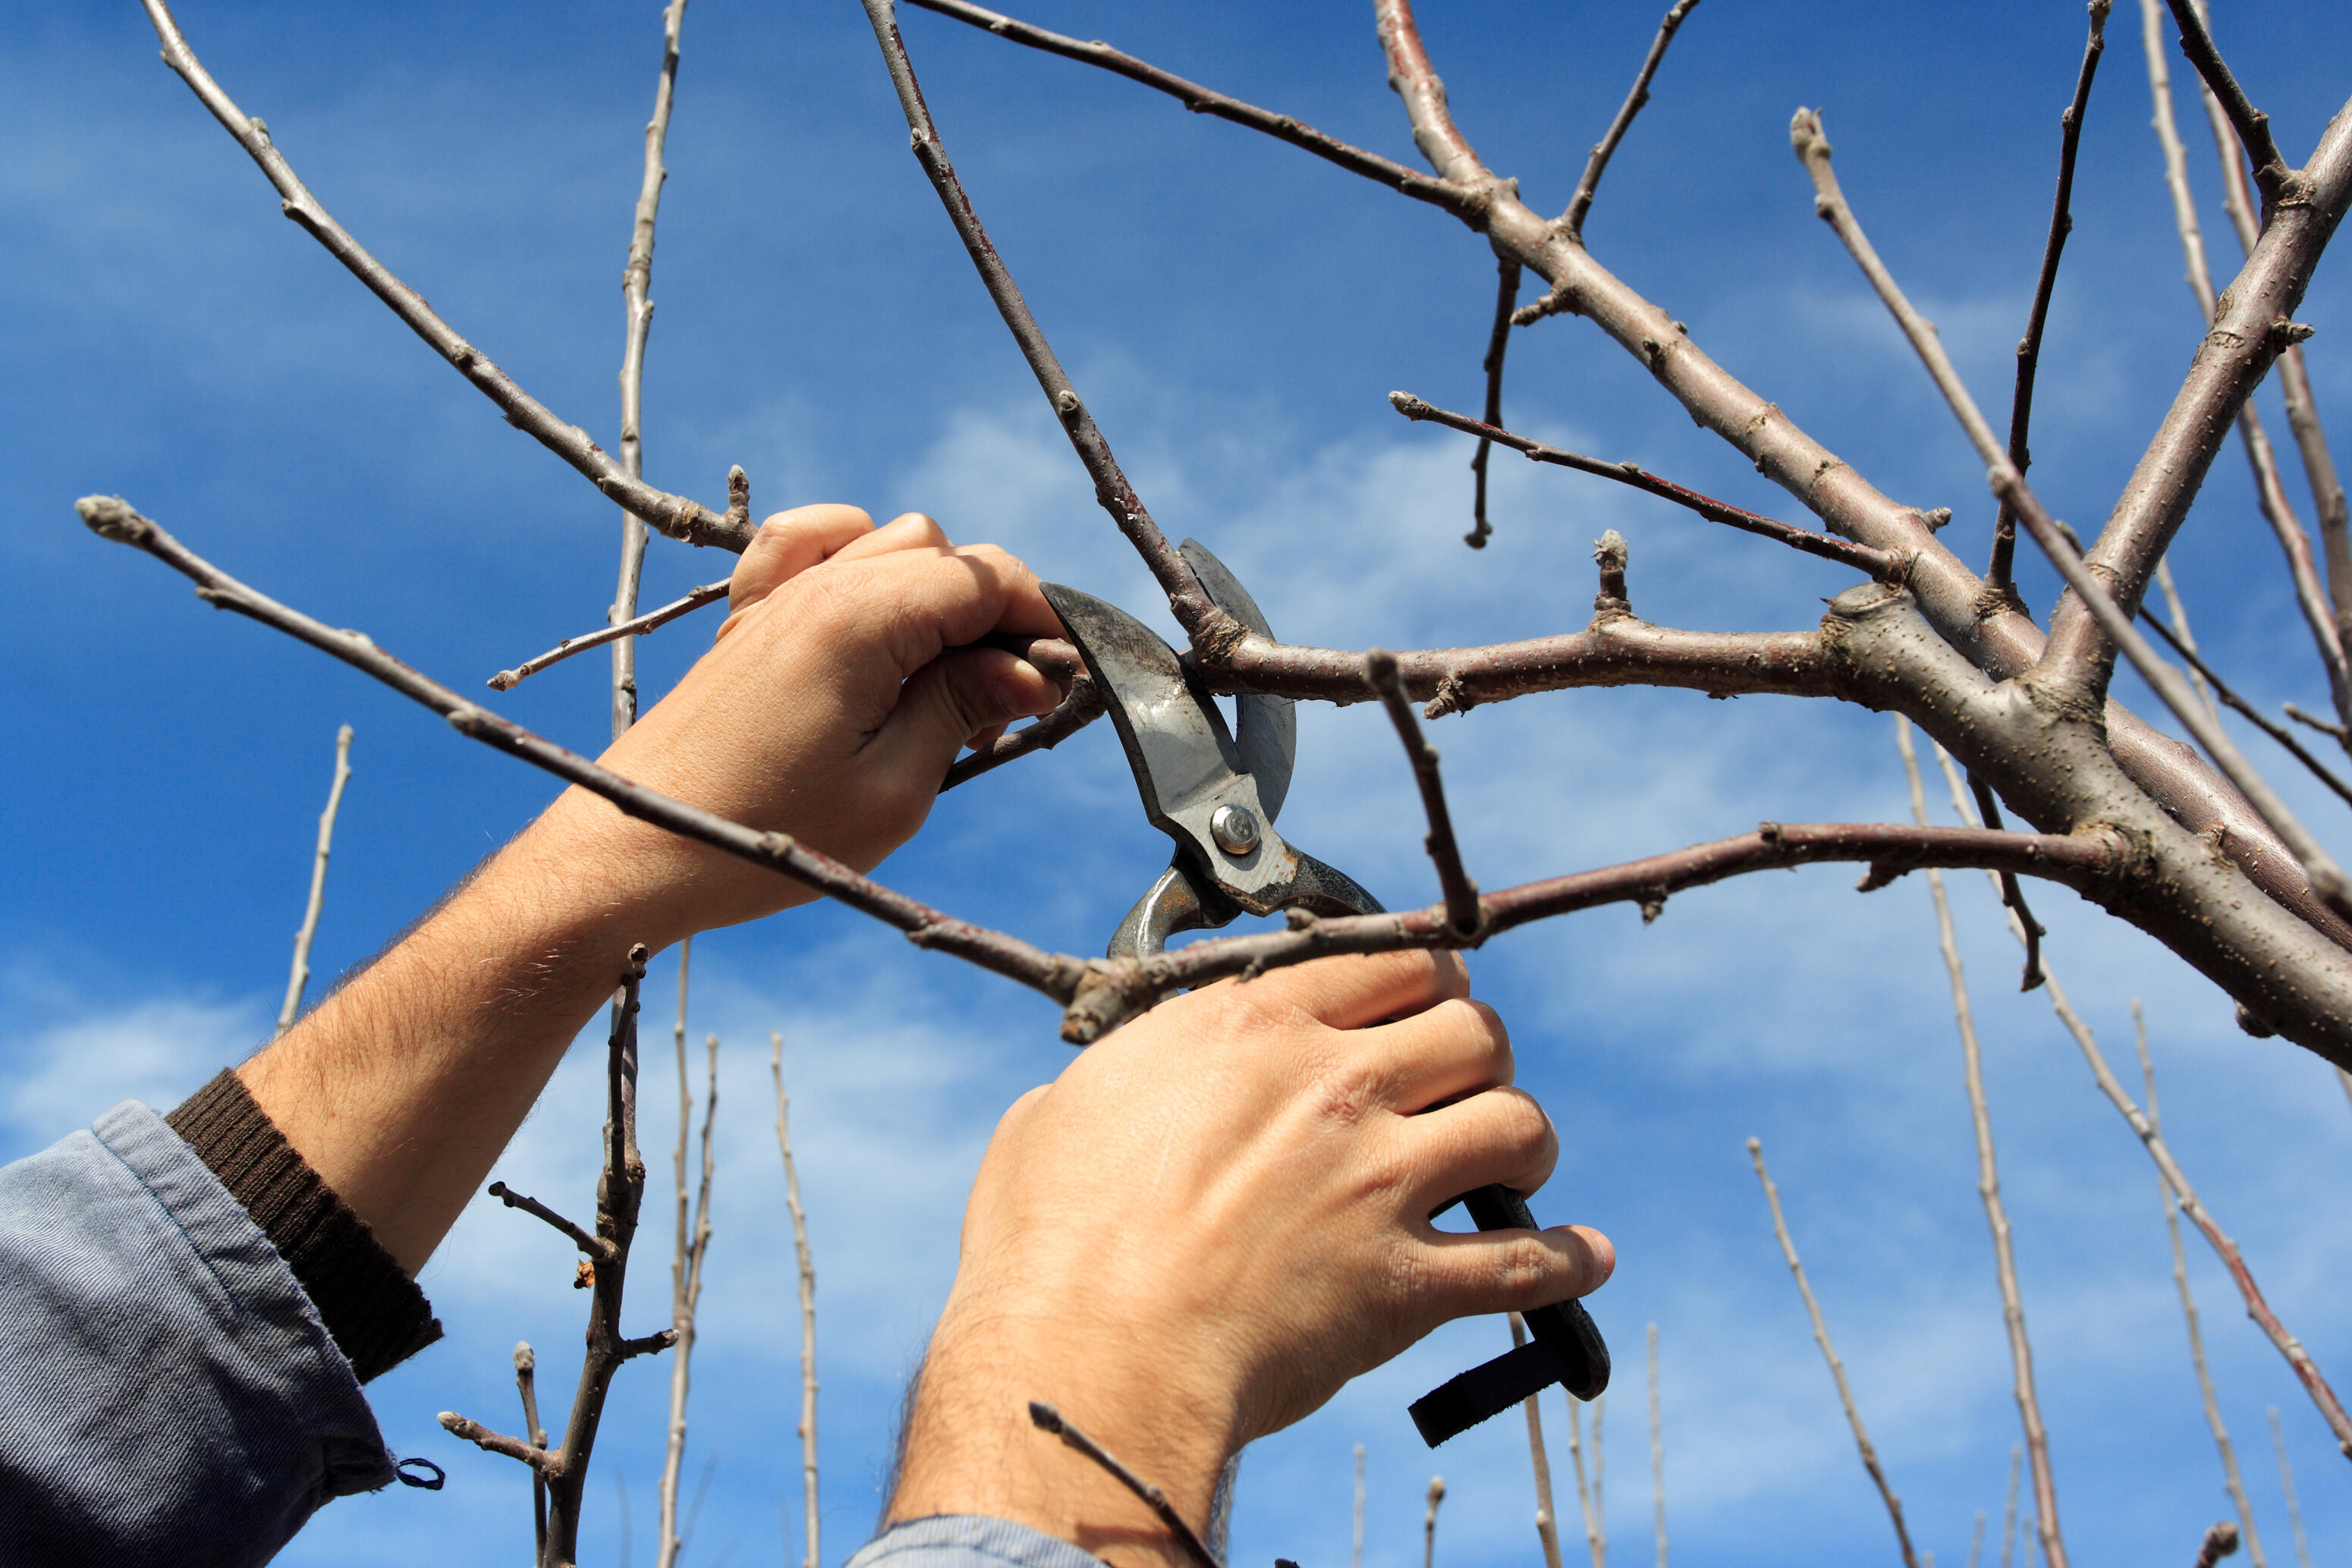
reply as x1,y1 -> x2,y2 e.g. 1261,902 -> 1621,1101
276,723 -> 353,1035
773,1032 -> 821,1568
2159,0 -> 2291,203
1563,1393 -> 1598,1568
1561,0 -> 1702,241
2196,1521 -> 2244,1568
901,0 -> 1481,222
1894,718 -> 2067,1568
613,0 -> 696,738
1389,392 -> 1901,578
490,579 -> 729,693
1350,1444 -> 1366,1568
1647,1324 -> 1665,1568
1026,1401 -> 1220,1568
1467,259 -> 1522,548
2154,558 -> 2223,721
1366,649 -> 1480,936
854,2 -> 1229,649
440,1412 -> 563,1475
941,674 -> 1104,792
487,1181 -> 615,1262
2137,1004 -> 2267,1563
1423,1475 -> 1445,1568
1788,112 -> 2352,919
134,2 -> 750,553
2268,1409 -> 2313,1568
515,1342 -> 551,1557
1963,769 -> 2048,991
2002,1446 -> 2022,1568
1504,1314 -> 1566,1568
656,1028 -> 718,1568
1989,3 -> 2111,599
2139,611 -> 2352,808
2285,702 -> 2349,741
1372,0 -> 1495,190
1746,1136 -> 1920,1568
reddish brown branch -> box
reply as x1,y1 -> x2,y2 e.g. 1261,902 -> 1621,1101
135,2 -> 750,553
2160,0 -> 2291,206
1989,2 -> 2110,598
486,1181 -> 615,1262
1560,0 -> 1703,241
900,0 -> 1478,222
1027,1402 -> 1221,1568
1389,393 -> 1901,579
854,1 -> 1230,649
942,674 -> 1103,792
1373,0 -> 1495,191
2140,612 -> 2352,808
439,1412 -> 564,1476
1366,649 -> 1481,935
1467,259 -> 1522,548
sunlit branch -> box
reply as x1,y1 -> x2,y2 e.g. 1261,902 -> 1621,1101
277,723 -> 353,1035
491,578 -> 730,693
1467,259 -> 1522,548
1561,0 -> 1702,240
2139,612 -> 2352,809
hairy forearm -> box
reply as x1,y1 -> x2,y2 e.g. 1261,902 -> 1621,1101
236,787 -> 706,1273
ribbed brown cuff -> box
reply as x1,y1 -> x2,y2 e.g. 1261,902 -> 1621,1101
166,1069 -> 442,1383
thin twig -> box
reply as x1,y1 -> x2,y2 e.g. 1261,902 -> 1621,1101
2139,611 -> 2352,808
1351,1444 -> 1366,1568
2268,1409 -> 2312,1568
1389,393 -> 1900,579
1932,738 -> 2352,1460
1366,648 -> 1480,935
517,1343 -> 551,1555
774,1031 -> 820,1568
486,1181 -> 615,1262
1423,1476 -> 1445,1568
2196,1521 -> 2244,1568
1964,771 -> 2048,991
1565,1394 -> 1599,1568
1507,1314 -> 1567,1568
1969,1512 -> 1987,1568
134,2 -> 750,553
490,580 -> 728,693
940,674 -> 1104,792
276,723 -> 353,1035
1561,0 -> 1702,240
1791,113 -> 2352,923
441,1412 -> 563,1475
2155,558 -> 2223,721
2137,1003 -> 2266,1565
2137,0 -> 2352,740
1592,1392 -> 1607,1568
1989,2 -> 2109,599
1467,259 -> 1522,548
1746,1136 -> 1920,1568
657,1031 -> 718,1568
2159,0 -> 2290,203
613,0 -> 694,740
855,0 -> 1225,646
1895,718 -> 2065,1568
2002,1445 -> 2022,1568
1026,1402 -> 1220,1568
1646,1324 -> 1664,1568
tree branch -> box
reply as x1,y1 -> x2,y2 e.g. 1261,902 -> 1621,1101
515,1342 -> 551,1557
1027,1402 -> 1220,1568
1560,0 -> 1702,241
773,1032 -> 822,1568
1372,0 -> 1495,191
1389,392 -> 1902,578
2160,0 -> 2291,205
1467,259 -> 1521,548
2139,611 -> 2352,809
134,1 -> 751,554
276,723 -> 352,1035
941,674 -> 1104,792
1989,2 -> 2110,599
487,1181 -> 615,1262
1892,718 -> 2067,1568
1504,1316 -> 1564,1568
491,578 -> 729,693
854,0 -> 1230,649
2268,1409 -> 2313,1568
1747,1136 -> 1920,1568
656,1028 -> 718,1568
1366,649 -> 1480,936
439,1412 -> 563,1475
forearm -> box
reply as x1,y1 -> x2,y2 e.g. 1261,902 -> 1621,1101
237,785 -> 711,1274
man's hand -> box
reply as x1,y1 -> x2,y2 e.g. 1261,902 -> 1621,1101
888,951 -> 1614,1566
240,504 -> 1061,1272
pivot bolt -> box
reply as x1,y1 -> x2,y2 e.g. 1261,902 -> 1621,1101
1211,804 -> 1260,856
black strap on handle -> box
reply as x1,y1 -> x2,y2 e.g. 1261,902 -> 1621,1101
1408,1184 -> 1609,1447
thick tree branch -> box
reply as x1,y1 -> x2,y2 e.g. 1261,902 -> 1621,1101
2159,0 -> 2291,206
1390,392 -> 1902,579
1467,259 -> 1521,548
1366,649 -> 1480,935
1559,0 -> 1702,241
491,578 -> 730,693
854,1 -> 1231,649
135,2 -> 750,554
613,0 -> 695,739
1373,0 -> 1495,191
1989,2 -> 2110,599
276,723 -> 353,1035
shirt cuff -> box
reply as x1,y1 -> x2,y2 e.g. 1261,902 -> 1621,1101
166,1068 -> 441,1382
847,1516 -> 1114,1568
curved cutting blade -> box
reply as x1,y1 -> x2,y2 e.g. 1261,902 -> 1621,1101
1180,539 -> 1296,822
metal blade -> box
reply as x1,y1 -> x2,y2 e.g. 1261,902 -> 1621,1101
1180,539 -> 1296,822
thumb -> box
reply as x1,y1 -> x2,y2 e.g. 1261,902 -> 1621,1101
873,647 -> 1061,781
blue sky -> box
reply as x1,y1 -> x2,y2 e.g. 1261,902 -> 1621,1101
9,2 -> 2352,1565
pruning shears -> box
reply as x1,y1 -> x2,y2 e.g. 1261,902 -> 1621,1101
1040,542 -> 1609,1447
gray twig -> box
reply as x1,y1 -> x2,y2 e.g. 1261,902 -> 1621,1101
492,580 -> 728,693
1026,1401 -> 1220,1568
2268,1408 -> 2313,1568
1560,0 -> 1702,241
656,1029 -> 718,1568
2138,611 -> 2352,808
276,723 -> 353,1035
1506,1314 -> 1566,1568
773,1031 -> 821,1568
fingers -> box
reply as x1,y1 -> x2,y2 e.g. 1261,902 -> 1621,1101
722,504 -> 877,634
1396,1084 -> 1558,1209
1237,948 -> 1472,1033
828,511 -> 953,564
1417,1222 -> 1615,1320
870,646 -> 1064,787
1354,998 -> 1514,1114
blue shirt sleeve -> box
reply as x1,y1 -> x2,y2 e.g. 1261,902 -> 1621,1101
847,1516 -> 1115,1568
0,1101 -> 394,1567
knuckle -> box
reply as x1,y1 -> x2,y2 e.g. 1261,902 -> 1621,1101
1494,1234 -> 1559,1301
